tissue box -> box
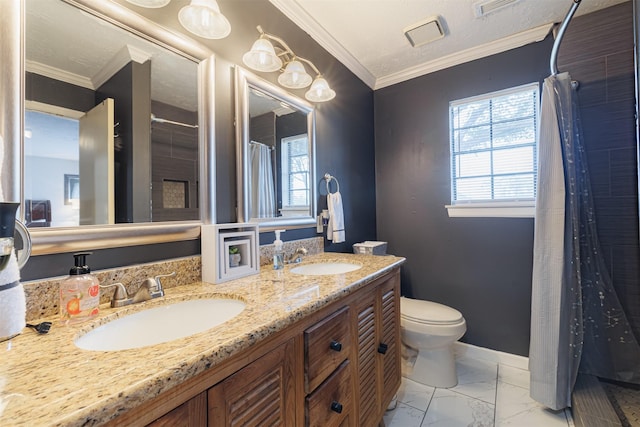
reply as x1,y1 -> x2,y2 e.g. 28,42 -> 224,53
353,241 -> 387,255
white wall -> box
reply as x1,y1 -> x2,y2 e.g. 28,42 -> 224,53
25,156 -> 78,227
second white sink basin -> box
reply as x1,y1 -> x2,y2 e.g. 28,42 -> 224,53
75,298 -> 245,351
290,262 -> 361,276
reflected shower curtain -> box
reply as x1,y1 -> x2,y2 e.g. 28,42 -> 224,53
250,142 -> 276,218
530,73 -> 640,410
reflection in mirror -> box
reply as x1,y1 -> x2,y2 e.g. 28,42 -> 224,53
236,67 -> 316,229
3,0 -> 216,255
25,0 -> 199,228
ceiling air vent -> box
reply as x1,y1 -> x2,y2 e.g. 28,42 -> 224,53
474,0 -> 521,17
404,16 -> 445,48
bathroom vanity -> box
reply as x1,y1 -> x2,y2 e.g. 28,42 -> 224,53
0,253 -> 404,426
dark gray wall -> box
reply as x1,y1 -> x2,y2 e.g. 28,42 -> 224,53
374,36 -> 555,356
23,0 -> 376,280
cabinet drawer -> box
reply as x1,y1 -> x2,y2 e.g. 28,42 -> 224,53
305,306 -> 351,393
306,360 -> 352,427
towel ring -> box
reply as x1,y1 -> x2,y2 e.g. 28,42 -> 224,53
324,173 -> 340,194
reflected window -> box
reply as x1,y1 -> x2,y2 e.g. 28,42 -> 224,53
281,134 -> 309,213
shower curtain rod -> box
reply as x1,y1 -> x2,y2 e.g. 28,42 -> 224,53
550,0 -> 582,76
249,140 -> 275,150
150,114 -> 198,129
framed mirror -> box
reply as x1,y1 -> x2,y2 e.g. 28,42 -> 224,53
1,0 -> 216,255
235,67 -> 316,229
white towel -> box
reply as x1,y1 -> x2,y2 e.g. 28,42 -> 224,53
327,191 -> 345,243
0,251 -> 25,341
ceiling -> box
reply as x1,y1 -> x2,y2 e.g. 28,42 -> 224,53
270,0 -> 629,89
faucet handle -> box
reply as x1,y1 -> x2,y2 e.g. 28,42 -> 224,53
150,272 -> 176,294
99,282 -> 130,307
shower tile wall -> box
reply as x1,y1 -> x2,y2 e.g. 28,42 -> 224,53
557,2 -> 640,336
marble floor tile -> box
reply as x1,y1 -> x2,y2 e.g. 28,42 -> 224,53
495,381 -> 569,427
384,402 -> 426,427
421,388 -> 495,427
451,356 -> 498,404
396,377 -> 436,411
498,364 -> 530,390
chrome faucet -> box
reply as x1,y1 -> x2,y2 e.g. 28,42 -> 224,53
100,272 -> 176,308
286,247 -> 308,264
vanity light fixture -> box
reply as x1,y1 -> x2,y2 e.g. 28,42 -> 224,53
178,0 -> 231,40
125,0 -> 231,39
243,26 -> 336,102
125,0 -> 170,8
242,37 -> 282,72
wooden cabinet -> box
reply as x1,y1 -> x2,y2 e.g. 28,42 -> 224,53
113,268 -> 401,427
354,271 -> 401,426
208,338 -> 296,426
147,392 -> 206,427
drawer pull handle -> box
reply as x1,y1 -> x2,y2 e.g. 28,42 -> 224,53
330,340 -> 342,352
330,401 -> 343,414
377,343 -> 388,354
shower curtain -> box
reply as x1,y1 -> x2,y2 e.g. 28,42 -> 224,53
250,142 -> 276,218
530,73 -> 640,410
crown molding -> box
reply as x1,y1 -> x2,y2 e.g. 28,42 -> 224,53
92,44 -> 153,89
25,60 -> 94,89
269,0 -> 377,88
374,23 -> 554,89
268,0 -> 554,91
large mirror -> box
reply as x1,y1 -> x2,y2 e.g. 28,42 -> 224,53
235,67 -> 316,229
0,0 -> 215,255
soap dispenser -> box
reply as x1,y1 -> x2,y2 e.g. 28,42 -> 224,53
273,229 -> 285,270
59,252 -> 100,325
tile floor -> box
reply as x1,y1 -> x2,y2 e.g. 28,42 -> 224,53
383,354 -> 574,427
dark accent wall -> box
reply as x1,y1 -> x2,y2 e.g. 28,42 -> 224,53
250,112 -> 276,146
96,61 -> 152,223
25,72 -> 95,112
557,3 -> 639,339
374,36 -> 554,356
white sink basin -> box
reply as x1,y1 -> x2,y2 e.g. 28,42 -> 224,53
75,298 -> 245,351
290,262 -> 362,276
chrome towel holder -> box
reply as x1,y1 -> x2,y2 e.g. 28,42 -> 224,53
324,173 -> 340,194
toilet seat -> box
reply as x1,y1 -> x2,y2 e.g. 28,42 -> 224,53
400,297 -> 464,325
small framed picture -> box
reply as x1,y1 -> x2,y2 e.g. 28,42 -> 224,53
64,174 -> 79,205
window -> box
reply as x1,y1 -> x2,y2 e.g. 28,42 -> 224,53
447,82 -> 539,218
280,134 -> 310,211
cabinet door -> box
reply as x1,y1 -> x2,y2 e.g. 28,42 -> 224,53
147,392 -> 207,427
378,273 -> 401,410
355,291 -> 379,427
354,272 -> 401,426
208,338 -> 296,426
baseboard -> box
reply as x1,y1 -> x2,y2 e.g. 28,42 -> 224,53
454,342 -> 529,370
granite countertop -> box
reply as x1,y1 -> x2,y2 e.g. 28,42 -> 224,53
0,253 -> 404,426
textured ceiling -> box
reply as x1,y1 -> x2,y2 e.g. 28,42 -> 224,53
271,0 -> 630,89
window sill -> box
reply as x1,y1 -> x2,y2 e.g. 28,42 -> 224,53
445,202 -> 535,218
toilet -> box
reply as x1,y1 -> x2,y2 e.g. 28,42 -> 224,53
400,296 -> 466,388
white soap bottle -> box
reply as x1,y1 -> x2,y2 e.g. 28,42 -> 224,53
273,229 -> 285,270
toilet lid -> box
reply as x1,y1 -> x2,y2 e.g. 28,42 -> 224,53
400,297 -> 464,325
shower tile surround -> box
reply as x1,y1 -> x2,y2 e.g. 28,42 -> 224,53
21,237 -> 323,322
555,3 -> 638,426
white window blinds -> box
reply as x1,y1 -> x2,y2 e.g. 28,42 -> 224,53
281,134 -> 310,207
449,82 -> 539,205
